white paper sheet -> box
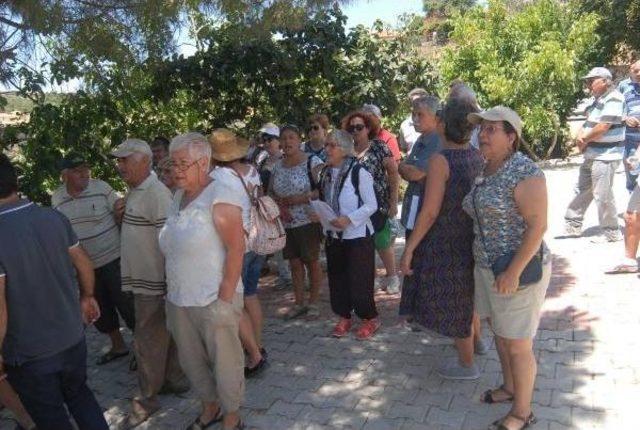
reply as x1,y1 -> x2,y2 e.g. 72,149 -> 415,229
405,195 -> 420,230
309,200 -> 340,232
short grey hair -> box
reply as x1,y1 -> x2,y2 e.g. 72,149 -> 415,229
408,87 -> 428,99
170,132 -> 212,161
448,82 -> 480,109
328,129 -> 355,155
411,95 -> 441,114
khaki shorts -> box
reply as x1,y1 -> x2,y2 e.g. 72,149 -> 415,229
474,259 -> 551,340
283,223 -> 323,263
628,185 -> 640,212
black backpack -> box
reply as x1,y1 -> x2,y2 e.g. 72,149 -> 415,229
319,160 -> 386,233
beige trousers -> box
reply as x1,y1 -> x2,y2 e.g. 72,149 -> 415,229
133,294 -> 186,400
166,293 -> 245,413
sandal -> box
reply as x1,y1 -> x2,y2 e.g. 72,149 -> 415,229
490,412 -> 536,430
244,357 -> 269,378
186,408 -> 223,430
481,384 -> 514,404
96,349 -> 129,366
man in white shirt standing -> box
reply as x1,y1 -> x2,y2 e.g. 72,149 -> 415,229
398,88 -> 429,154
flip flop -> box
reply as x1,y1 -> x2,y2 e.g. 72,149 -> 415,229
186,408 -> 223,430
96,349 -> 129,366
481,384 -> 514,404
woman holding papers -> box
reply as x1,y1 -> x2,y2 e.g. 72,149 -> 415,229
399,97 -> 484,380
317,130 -> 379,340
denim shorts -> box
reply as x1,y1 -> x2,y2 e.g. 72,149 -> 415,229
242,251 -> 266,297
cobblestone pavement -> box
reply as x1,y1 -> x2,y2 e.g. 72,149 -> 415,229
2,158 -> 640,429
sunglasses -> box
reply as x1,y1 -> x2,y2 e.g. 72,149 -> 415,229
308,124 -> 322,131
347,124 -> 366,133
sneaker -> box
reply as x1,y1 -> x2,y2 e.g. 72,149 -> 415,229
604,230 -> 623,242
283,304 -> 308,320
307,304 -> 320,318
355,318 -> 380,340
474,338 -> 489,355
563,223 -> 582,238
591,232 -> 623,243
385,275 -> 400,295
437,361 -> 480,380
605,258 -> 639,274
331,318 -> 352,338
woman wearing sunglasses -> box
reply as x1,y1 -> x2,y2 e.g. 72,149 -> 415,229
303,113 -> 330,162
340,110 -> 400,335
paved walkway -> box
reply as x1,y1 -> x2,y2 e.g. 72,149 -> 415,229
2,158 -> 639,429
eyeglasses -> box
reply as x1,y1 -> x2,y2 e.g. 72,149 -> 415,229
479,124 -> 505,135
171,158 -> 202,172
308,124 -> 321,131
347,124 -> 366,133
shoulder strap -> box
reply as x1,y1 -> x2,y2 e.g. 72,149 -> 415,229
229,166 -> 256,204
307,156 -> 318,191
349,162 -> 363,207
318,164 -> 330,201
471,183 -> 490,256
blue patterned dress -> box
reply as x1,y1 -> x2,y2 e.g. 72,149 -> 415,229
400,147 -> 484,338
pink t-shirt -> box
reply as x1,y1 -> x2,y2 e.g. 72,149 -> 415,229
377,128 -> 401,162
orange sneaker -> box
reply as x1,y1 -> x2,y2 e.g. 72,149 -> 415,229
356,318 -> 380,340
331,318 -> 352,338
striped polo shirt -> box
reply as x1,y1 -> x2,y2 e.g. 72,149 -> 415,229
120,173 -> 172,295
618,78 -> 640,141
583,88 -> 626,161
52,179 -> 121,269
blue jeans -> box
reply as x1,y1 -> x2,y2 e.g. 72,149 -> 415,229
6,339 -> 109,430
242,251 -> 266,296
624,138 -> 640,192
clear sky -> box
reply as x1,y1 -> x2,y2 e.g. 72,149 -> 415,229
343,0 -> 425,28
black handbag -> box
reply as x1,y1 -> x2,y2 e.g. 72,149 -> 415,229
472,185 -> 543,288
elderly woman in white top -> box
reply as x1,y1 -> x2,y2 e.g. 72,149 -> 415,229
159,132 -> 245,430
318,130 -> 379,340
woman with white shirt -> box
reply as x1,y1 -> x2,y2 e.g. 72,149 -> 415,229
208,129 -> 268,379
159,132 -> 245,430
318,130 -> 379,340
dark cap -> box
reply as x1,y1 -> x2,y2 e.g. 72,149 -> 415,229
59,153 -> 88,171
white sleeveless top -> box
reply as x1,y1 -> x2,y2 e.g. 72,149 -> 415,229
159,180 -> 243,307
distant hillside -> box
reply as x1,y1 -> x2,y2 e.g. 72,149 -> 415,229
0,92 -> 67,113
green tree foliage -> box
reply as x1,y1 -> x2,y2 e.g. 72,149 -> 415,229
423,0 -> 476,17
571,0 -> 640,61
439,0 -> 601,158
2,8 -> 437,202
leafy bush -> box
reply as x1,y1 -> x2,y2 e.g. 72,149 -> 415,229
439,0 -> 601,158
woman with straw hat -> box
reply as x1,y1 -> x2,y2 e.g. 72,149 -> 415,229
209,129 -> 269,379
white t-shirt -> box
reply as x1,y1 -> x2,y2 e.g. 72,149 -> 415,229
160,179 -> 244,307
400,115 -> 421,153
210,166 -> 260,231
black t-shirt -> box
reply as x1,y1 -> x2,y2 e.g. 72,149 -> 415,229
0,200 -> 84,365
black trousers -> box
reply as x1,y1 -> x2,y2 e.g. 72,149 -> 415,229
325,236 -> 377,320
94,258 -> 135,334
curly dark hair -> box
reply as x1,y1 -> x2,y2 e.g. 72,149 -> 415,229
441,98 -> 480,145
340,111 -> 381,140
307,114 -> 331,131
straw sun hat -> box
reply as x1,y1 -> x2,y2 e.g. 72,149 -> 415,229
208,128 -> 250,162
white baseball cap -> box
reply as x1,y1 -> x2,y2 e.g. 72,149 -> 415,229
468,106 -> 523,139
111,138 -> 152,158
582,67 -> 612,80
259,123 -> 280,137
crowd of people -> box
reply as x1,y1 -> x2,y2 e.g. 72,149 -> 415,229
1,59 -> 639,430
